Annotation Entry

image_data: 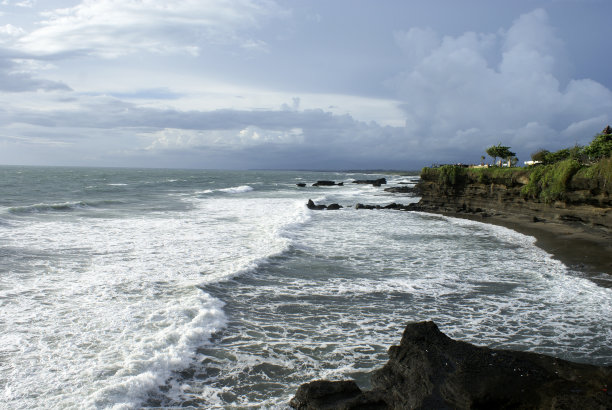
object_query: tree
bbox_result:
[583,127,612,160]
[486,144,515,166]
[531,149,550,163]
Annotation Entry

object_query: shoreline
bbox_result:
[423,208,612,285]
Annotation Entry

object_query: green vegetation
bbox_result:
[421,126,612,204]
[574,156,612,184]
[521,159,582,202]
[583,131,612,160]
[486,144,516,166]
[422,165,527,186]
[530,127,612,165]
[530,145,585,165]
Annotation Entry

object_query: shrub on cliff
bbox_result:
[530,149,550,163]
[583,129,612,161]
[574,156,612,186]
[421,165,468,185]
[521,159,582,203]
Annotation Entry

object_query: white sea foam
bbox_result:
[217,185,254,194]
[194,185,254,196]
[2,169,610,409]
[0,190,310,409]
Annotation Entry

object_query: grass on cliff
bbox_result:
[421,165,526,185]
[521,159,582,202]
[573,156,612,183]
[421,156,611,204]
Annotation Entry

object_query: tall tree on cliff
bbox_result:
[486,144,516,166]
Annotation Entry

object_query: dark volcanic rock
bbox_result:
[352,178,387,186]
[355,203,380,210]
[306,200,342,210]
[289,380,362,409]
[296,183,307,187]
[306,199,326,210]
[384,186,417,194]
[290,321,612,409]
[313,180,344,187]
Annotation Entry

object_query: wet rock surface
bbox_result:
[290,321,612,409]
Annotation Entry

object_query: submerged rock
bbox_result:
[290,321,612,409]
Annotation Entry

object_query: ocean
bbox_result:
[1,166,610,409]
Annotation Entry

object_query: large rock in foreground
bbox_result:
[290,321,611,409]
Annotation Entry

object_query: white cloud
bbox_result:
[0,24,25,40]
[389,8,612,161]
[16,0,286,57]
[0,0,36,7]
[145,125,304,151]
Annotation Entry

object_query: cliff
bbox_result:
[415,163,612,232]
[290,322,612,409]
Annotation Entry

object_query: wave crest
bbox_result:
[8,200,122,214]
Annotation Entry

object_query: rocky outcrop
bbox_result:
[290,321,612,409]
[384,185,418,194]
[416,171,612,232]
[313,181,344,187]
[306,199,343,210]
[355,202,417,211]
[352,178,387,187]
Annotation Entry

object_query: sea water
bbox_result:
[0,166,610,409]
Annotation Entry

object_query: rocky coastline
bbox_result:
[303,171,612,275]
[291,173,612,408]
[290,322,612,409]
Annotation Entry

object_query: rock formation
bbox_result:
[383,185,418,194]
[416,170,612,232]
[290,321,612,409]
[306,199,343,210]
[313,181,344,187]
[352,178,387,186]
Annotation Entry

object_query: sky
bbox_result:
[0,0,611,170]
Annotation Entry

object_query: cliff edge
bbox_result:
[415,164,612,232]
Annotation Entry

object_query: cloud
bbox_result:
[388,8,612,162]
[0,55,71,92]
[0,91,413,169]
[0,24,26,41]
[1,6,611,170]
[15,0,286,58]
